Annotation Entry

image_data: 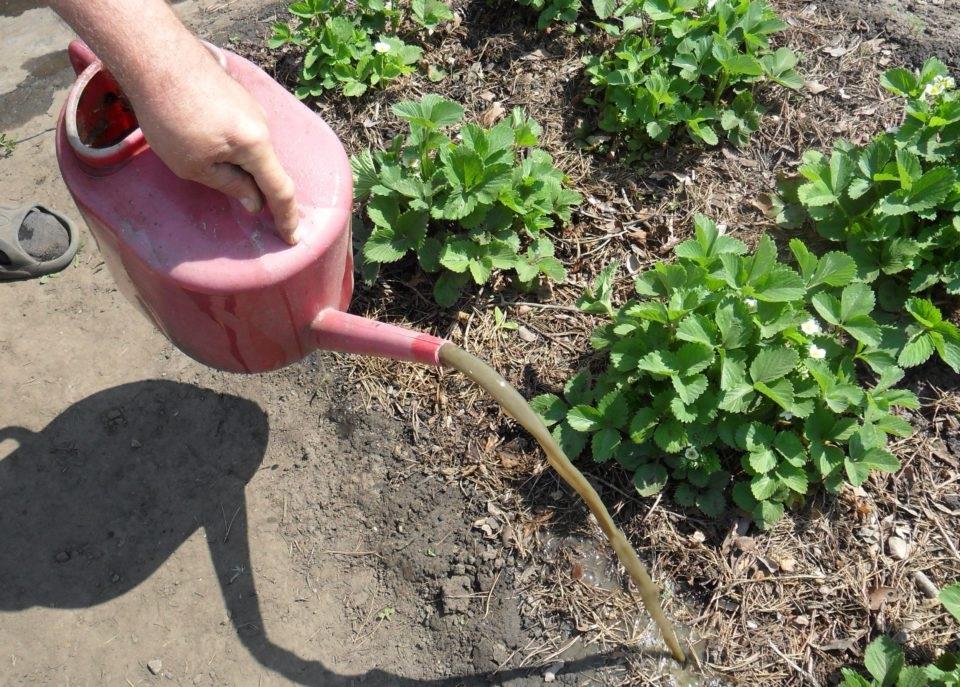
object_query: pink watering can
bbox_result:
[56,40,445,373]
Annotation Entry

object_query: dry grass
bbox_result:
[242,1,960,683]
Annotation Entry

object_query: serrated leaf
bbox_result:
[750,347,800,383]
[940,583,960,623]
[748,448,777,474]
[865,636,904,687]
[654,419,687,453]
[634,463,669,497]
[843,314,882,347]
[750,473,778,500]
[775,461,808,494]
[568,405,603,432]
[530,394,568,426]
[637,350,677,376]
[810,252,858,287]
[677,314,717,347]
[591,428,621,462]
[552,421,587,459]
[898,333,935,368]
[629,408,660,443]
[755,377,795,410]
[840,282,876,320]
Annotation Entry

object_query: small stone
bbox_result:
[912,570,939,598]
[887,536,909,560]
[794,615,810,626]
[147,659,163,675]
[55,551,70,563]
[778,556,797,573]
[130,439,142,449]
[543,661,563,682]
[518,326,537,343]
[193,675,203,685]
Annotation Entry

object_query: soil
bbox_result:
[819,0,960,70]
[4,0,960,686]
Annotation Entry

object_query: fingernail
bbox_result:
[288,228,301,245]
[240,197,258,213]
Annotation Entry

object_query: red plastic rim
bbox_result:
[64,42,228,170]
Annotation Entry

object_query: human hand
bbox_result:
[126,44,300,243]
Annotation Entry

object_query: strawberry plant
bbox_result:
[351,95,582,306]
[780,59,960,307]
[269,0,437,97]
[840,585,960,686]
[516,0,582,30]
[583,0,802,149]
[896,298,960,372]
[532,216,917,528]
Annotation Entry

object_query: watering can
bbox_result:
[56,40,445,373]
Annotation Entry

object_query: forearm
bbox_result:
[48,0,216,104]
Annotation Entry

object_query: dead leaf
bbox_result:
[481,102,506,127]
[518,326,537,343]
[823,45,849,57]
[479,90,496,101]
[867,585,895,610]
[805,80,829,95]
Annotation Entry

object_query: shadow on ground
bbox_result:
[0,380,627,685]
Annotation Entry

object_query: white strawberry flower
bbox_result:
[808,344,826,360]
[706,0,718,9]
[716,222,728,236]
[684,446,700,461]
[800,318,822,335]
[374,40,392,53]
[780,411,794,421]
[923,74,956,100]
[745,298,758,311]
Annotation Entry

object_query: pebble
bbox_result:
[912,570,940,598]
[517,326,537,343]
[543,661,563,682]
[887,536,910,560]
[147,659,163,675]
[55,551,70,563]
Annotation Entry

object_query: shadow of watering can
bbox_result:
[56,39,445,373]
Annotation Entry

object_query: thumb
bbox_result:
[198,162,264,215]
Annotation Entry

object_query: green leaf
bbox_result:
[896,666,928,687]
[634,462,669,497]
[433,270,468,307]
[392,94,464,129]
[810,252,858,288]
[591,428,621,462]
[843,315,882,347]
[865,636,904,687]
[754,377,795,410]
[592,0,616,18]
[530,393,568,426]
[748,448,777,474]
[898,333,935,368]
[672,374,709,405]
[939,583,960,623]
[677,314,717,347]
[568,405,603,432]
[637,350,677,376]
[629,408,660,443]
[750,347,800,383]
[840,282,876,320]
[905,297,943,328]
[880,67,918,97]
[553,421,587,459]
[754,499,784,528]
[811,291,842,326]
[654,419,688,453]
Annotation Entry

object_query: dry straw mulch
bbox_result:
[246,0,960,683]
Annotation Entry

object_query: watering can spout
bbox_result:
[311,309,445,366]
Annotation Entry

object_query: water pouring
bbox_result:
[55,39,685,663]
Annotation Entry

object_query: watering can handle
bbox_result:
[68,40,98,75]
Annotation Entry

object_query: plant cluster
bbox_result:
[269,0,451,97]
[532,216,918,527]
[351,94,582,306]
[516,0,582,30]
[781,59,960,307]
[583,0,802,149]
[840,583,960,686]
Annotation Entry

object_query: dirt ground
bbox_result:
[3,0,960,686]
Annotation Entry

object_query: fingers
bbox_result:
[200,163,264,214]
[238,141,300,245]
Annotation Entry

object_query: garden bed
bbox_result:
[239,0,960,683]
